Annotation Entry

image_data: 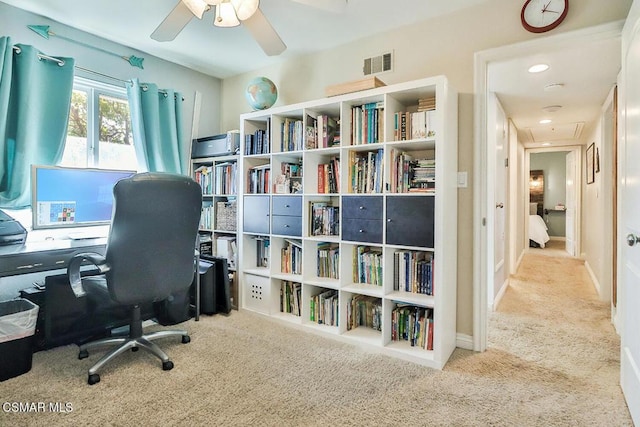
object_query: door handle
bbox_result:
[496,203,504,209]
[627,234,640,247]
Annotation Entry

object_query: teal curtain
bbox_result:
[0,37,75,208]
[127,78,185,174]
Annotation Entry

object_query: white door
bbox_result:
[620,6,640,423]
[492,95,507,307]
[565,151,576,256]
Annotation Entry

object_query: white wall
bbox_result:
[0,2,224,157]
[582,86,617,301]
[220,0,632,336]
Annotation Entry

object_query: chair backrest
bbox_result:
[104,172,202,305]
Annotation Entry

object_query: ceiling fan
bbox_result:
[151,0,347,56]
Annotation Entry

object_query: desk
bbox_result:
[0,237,107,278]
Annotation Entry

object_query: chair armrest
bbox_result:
[67,252,110,298]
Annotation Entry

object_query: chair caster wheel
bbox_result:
[88,374,100,385]
[78,350,89,360]
[162,360,174,371]
[131,347,139,352]
[181,335,191,344]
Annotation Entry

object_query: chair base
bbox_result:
[78,305,190,385]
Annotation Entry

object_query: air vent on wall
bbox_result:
[363,51,393,76]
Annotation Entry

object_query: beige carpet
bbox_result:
[0,253,632,426]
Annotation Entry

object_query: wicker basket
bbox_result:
[215,200,237,231]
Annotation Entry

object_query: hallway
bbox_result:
[486,252,632,424]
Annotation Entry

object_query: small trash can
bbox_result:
[0,298,39,381]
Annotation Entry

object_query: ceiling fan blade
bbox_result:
[290,0,347,13]
[151,1,195,42]
[242,8,287,56]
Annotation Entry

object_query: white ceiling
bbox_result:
[1,0,624,148]
[488,35,621,148]
[0,0,491,79]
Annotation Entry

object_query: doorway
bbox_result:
[473,22,622,351]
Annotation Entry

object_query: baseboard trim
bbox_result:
[493,277,509,311]
[456,333,474,350]
[584,259,602,297]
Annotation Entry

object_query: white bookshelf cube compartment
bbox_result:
[340,242,384,296]
[383,300,435,356]
[303,239,340,284]
[279,280,302,318]
[304,150,341,195]
[272,154,303,195]
[271,236,303,279]
[243,234,270,275]
[243,273,271,314]
[305,285,339,331]
[386,144,436,194]
[341,291,383,346]
[345,147,385,194]
[243,119,270,156]
[306,196,340,238]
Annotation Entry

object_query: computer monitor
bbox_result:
[31,165,136,230]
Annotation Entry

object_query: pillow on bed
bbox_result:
[529,203,538,215]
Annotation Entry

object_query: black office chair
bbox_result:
[66,172,202,385]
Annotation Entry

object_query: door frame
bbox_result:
[473,21,624,352]
[525,146,582,255]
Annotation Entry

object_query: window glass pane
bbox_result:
[98,94,137,170]
[60,89,88,168]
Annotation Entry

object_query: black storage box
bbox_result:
[0,299,39,381]
[198,256,231,315]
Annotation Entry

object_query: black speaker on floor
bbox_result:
[197,256,231,315]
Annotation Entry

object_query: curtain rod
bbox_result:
[11,46,183,100]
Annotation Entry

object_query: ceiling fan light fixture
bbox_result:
[231,0,260,21]
[214,2,241,27]
[182,0,209,19]
[204,0,223,4]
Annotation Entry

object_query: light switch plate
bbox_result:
[457,171,468,188]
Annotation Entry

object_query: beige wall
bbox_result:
[221,0,632,336]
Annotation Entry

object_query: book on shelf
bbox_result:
[410,158,436,193]
[390,305,434,350]
[254,236,270,268]
[281,239,302,275]
[394,109,436,141]
[310,289,338,326]
[244,128,270,155]
[316,242,339,279]
[247,164,270,194]
[194,165,213,194]
[280,118,305,152]
[351,101,384,145]
[214,162,237,195]
[353,246,383,286]
[280,281,302,316]
[393,251,434,295]
[200,201,213,229]
[316,157,340,194]
[309,202,340,236]
[348,149,384,193]
[347,295,382,331]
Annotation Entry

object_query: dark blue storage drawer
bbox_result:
[272,215,302,237]
[342,196,383,220]
[272,195,302,216]
[342,218,383,244]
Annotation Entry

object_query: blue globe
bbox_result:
[245,77,278,110]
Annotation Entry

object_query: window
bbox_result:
[59,77,137,171]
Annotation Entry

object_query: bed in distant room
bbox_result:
[529,203,550,248]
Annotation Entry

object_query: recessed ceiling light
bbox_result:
[528,64,549,73]
[542,105,563,113]
[544,83,564,91]
[542,142,552,146]
[539,119,552,124]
